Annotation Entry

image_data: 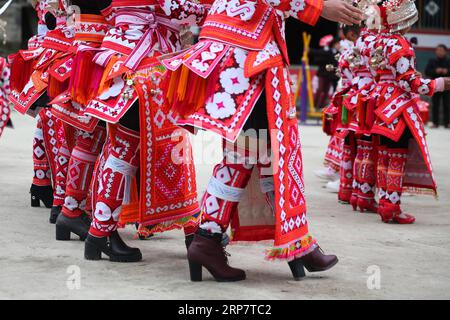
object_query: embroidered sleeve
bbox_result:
[268,0,323,26]
[388,38,436,96]
[158,0,208,25]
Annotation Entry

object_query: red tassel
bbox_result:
[69,50,104,105]
[47,77,69,99]
[366,98,375,129]
[9,55,35,92]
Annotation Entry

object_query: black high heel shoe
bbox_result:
[55,213,91,241]
[84,231,142,262]
[30,185,54,208]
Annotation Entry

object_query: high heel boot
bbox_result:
[84,231,142,262]
[30,184,54,208]
[288,247,338,280]
[187,233,246,282]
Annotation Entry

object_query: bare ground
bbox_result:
[0,113,449,300]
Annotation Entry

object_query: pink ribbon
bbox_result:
[115,9,179,71]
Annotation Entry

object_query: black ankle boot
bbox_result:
[30,184,54,208]
[55,213,91,241]
[84,231,142,262]
[49,206,61,224]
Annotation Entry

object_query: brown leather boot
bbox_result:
[288,247,338,280]
[187,234,246,282]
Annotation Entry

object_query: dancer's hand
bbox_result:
[180,28,194,49]
[321,0,364,25]
[444,78,450,91]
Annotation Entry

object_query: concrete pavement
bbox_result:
[0,112,449,299]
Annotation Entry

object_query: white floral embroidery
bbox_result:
[36,170,46,179]
[288,0,306,16]
[387,39,398,47]
[418,84,430,95]
[220,67,250,95]
[94,202,121,222]
[396,57,410,74]
[64,196,79,211]
[206,92,236,119]
[233,48,247,69]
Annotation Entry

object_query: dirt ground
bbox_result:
[0,113,449,300]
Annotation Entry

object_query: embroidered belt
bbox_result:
[95,9,180,70]
[73,14,110,44]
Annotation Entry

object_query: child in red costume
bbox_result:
[368,0,450,224]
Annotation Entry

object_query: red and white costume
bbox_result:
[368,0,448,223]
[163,0,323,260]
[10,2,110,217]
[323,39,357,203]
[80,0,209,237]
[346,29,379,212]
[8,0,70,209]
[372,34,438,201]
[50,13,110,219]
[322,135,344,174]
[0,57,11,138]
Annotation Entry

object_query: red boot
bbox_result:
[376,146,389,212]
[350,141,363,210]
[89,125,140,238]
[356,139,378,213]
[377,202,396,223]
[378,203,415,224]
[377,148,412,223]
[393,212,416,224]
[338,143,355,203]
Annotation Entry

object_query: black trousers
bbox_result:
[432,91,450,126]
[120,93,268,135]
[380,130,412,148]
[243,91,268,132]
[119,101,140,131]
